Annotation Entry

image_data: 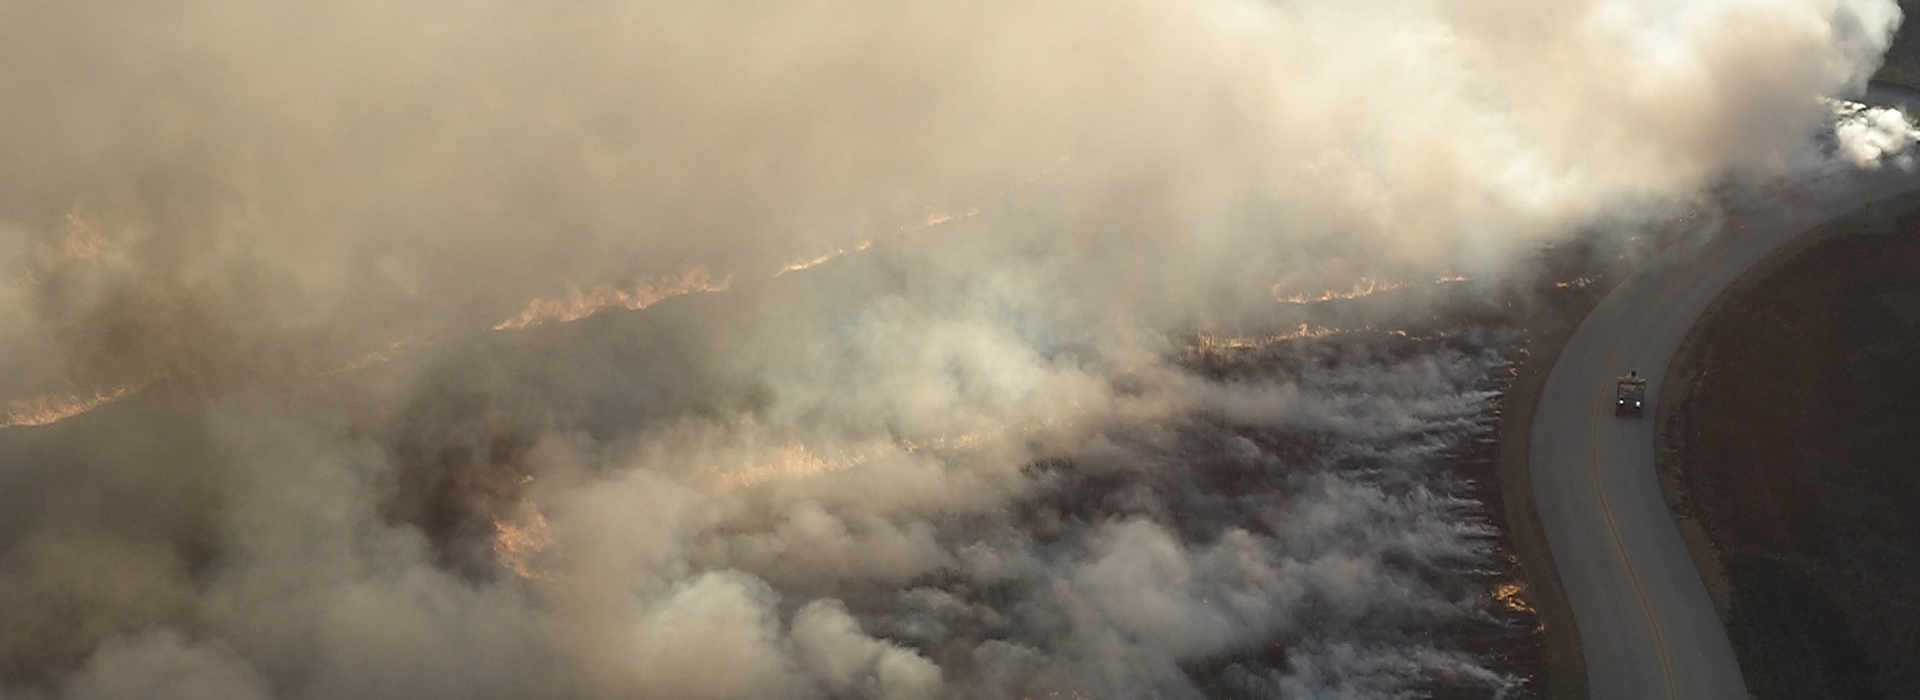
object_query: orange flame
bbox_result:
[493,497,558,581]
[2,385,138,429]
[777,240,873,277]
[38,203,111,270]
[1493,581,1536,615]
[1189,325,1417,359]
[923,207,979,227]
[1275,277,1408,304]
[1272,275,1470,305]
[774,208,978,277]
[706,413,1069,491]
[14,202,119,290]
[493,267,731,331]
[318,340,413,377]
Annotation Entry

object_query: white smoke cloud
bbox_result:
[0,0,1906,697]
[1832,98,1920,169]
[791,599,943,700]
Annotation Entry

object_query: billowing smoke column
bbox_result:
[0,0,1902,698]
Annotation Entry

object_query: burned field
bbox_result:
[369,307,1553,697]
[1668,209,1920,699]
[0,191,1710,698]
[1167,328,1544,698]
[0,289,1550,699]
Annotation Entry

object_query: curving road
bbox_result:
[1531,84,1920,700]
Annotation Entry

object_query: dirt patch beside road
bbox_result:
[1662,201,1920,700]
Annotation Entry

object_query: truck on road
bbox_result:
[1616,370,1648,418]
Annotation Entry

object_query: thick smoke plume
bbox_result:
[1831,98,1920,168]
[0,0,1903,698]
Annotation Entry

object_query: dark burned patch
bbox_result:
[376,362,549,582]
[364,301,777,583]
[1676,207,1920,699]
[1188,332,1539,699]
[860,329,1543,698]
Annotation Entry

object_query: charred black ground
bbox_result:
[1666,205,1920,699]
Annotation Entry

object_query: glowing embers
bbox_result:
[1272,274,1470,305]
[492,266,731,331]
[1492,581,1536,615]
[1,384,139,429]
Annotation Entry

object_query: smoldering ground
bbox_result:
[0,0,1909,698]
[1,298,1534,699]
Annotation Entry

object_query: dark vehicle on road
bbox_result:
[1616,370,1647,418]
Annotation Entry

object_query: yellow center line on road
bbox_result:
[1584,262,1698,700]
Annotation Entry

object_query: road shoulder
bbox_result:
[1498,289,1602,700]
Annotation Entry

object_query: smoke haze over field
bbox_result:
[0,0,1906,697]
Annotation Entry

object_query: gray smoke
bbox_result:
[0,0,1904,698]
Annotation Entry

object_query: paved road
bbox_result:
[1531,84,1920,700]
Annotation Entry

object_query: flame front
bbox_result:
[1275,277,1409,304]
[2,385,139,429]
[1,207,143,430]
[1196,325,1361,350]
[493,266,731,331]
[1187,325,1427,361]
[774,208,978,277]
[1273,274,1470,305]
[777,240,873,276]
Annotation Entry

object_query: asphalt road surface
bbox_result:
[1531,84,1920,700]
